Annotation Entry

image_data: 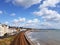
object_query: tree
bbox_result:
[4,33,8,37]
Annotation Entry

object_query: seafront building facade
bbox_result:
[0,24,9,36]
[0,24,5,36]
[0,23,33,37]
[0,24,18,37]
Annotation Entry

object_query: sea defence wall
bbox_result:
[24,31,35,45]
[24,30,40,45]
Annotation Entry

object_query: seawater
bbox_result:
[27,30,60,45]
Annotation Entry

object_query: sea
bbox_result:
[27,30,60,45]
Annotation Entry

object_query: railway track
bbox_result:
[10,31,31,45]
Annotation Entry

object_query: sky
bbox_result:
[0,0,60,29]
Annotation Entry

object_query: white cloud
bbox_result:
[33,18,40,24]
[11,18,40,28]
[10,13,16,16]
[33,0,60,29]
[23,18,40,28]
[39,22,54,29]
[5,0,60,29]
[33,8,60,22]
[12,18,26,26]
[19,18,26,22]
[29,0,60,23]
[24,20,53,29]
[10,17,55,28]
[40,0,60,8]
[8,18,55,28]
[0,10,3,14]
[13,17,26,24]
[27,18,40,24]
[4,21,9,24]
[13,19,19,23]
[5,0,41,8]
[41,22,52,26]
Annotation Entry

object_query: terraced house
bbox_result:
[0,24,9,37]
[0,24,18,37]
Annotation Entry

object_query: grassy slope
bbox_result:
[0,36,15,45]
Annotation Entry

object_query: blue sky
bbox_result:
[0,0,60,29]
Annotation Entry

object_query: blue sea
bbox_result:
[27,30,60,45]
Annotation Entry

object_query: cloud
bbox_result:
[19,18,25,22]
[13,17,26,24]
[0,10,3,14]
[33,8,60,22]
[7,17,54,28]
[10,13,16,16]
[13,19,19,24]
[23,18,40,28]
[24,19,53,29]
[27,18,40,24]
[5,0,41,8]
[33,0,60,29]
[39,0,60,8]
[12,18,41,28]
[11,17,26,26]
[39,22,54,29]
[4,21,9,24]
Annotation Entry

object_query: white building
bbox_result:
[8,27,17,35]
[0,24,9,36]
[0,24,20,37]
[0,24,4,36]
[20,29,26,31]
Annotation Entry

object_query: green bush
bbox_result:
[4,33,9,38]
